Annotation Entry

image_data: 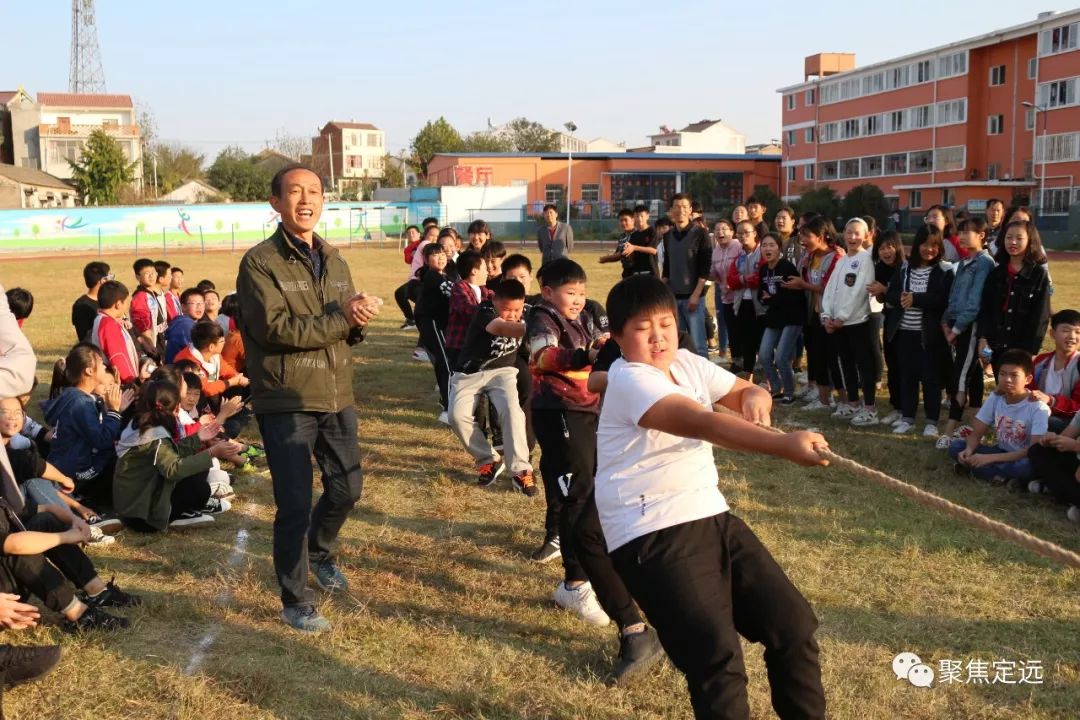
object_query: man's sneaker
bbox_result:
[935,435,952,450]
[922,423,939,438]
[795,371,809,385]
[476,461,505,488]
[803,398,829,411]
[850,408,879,426]
[831,403,856,419]
[437,411,449,425]
[62,606,130,634]
[512,470,539,497]
[168,511,214,528]
[611,626,664,686]
[880,409,902,426]
[1027,480,1044,494]
[313,560,348,593]
[85,577,142,609]
[780,396,797,406]
[400,320,416,329]
[281,605,331,633]
[204,498,232,515]
[412,348,430,362]
[892,420,914,434]
[0,644,62,688]
[86,514,122,534]
[87,525,116,546]
[552,581,610,627]
[531,536,561,563]
[1067,505,1080,523]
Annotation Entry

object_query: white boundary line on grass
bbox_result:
[183,527,249,676]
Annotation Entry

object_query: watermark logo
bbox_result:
[892,652,1044,687]
[892,652,934,687]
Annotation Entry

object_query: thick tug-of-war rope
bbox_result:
[764,423,1080,569]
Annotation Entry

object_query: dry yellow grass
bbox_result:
[1,243,1077,719]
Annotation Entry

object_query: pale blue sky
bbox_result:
[0,1,1054,162]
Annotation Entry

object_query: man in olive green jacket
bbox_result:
[236,164,381,633]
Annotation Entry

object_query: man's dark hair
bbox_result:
[271,163,321,198]
[606,275,678,335]
[542,203,558,214]
[196,279,216,293]
[746,195,763,206]
[632,204,649,215]
[668,192,691,208]
[1051,309,1080,329]
[202,288,220,302]
[493,278,526,301]
[986,198,1005,211]
[501,253,532,275]
[617,208,634,219]
[82,261,111,289]
[997,349,1034,377]
[691,201,703,214]
[467,219,491,236]
[456,250,485,279]
[97,280,129,309]
[171,266,184,275]
[5,288,33,320]
[132,258,155,275]
[153,260,171,279]
[538,257,586,289]
[480,240,506,260]
[180,288,204,307]
[421,216,440,228]
[191,319,225,349]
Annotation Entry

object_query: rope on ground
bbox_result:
[768,424,1080,569]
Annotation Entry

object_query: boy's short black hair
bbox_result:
[746,195,762,206]
[133,258,155,275]
[632,204,649,215]
[421,216,440,228]
[191,320,225,350]
[501,253,531,275]
[5,288,33,320]
[182,371,203,392]
[171,266,184,275]
[82,261,111,289]
[617,208,634,219]
[606,275,677,335]
[668,192,691,208]
[180,288,204,306]
[196,279,216,293]
[1050,309,1080,329]
[958,217,988,234]
[271,163,321,198]
[171,359,199,376]
[422,242,446,260]
[997,349,1034,376]
[542,203,558,214]
[493,278,526,301]
[456,250,485,279]
[405,224,420,234]
[467,219,491,236]
[97,280,129,309]
[656,217,673,229]
[538,257,586,289]
[480,240,506,260]
[154,260,171,279]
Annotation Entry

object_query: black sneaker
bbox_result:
[530,535,561,563]
[86,514,123,534]
[610,626,664,686]
[780,395,796,406]
[400,320,416,329]
[84,577,142,609]
[62,606,130,634]
[0,644,62,688]
[952,462,969,477]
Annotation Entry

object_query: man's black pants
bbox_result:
[258,408,364,608]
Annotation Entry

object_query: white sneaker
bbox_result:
[1067,505,1080,523]
[1027,480,1043,494]
[850,408,879,426]
[87,525,116,546]
[552,581,610,627]
[935,435,951,450]
[795,371,808,385]
[892,420,914,434]
[412,349,430,362]
[796,386,816,401]
[922,423,939,438]
[803,398,828,411]
[880,410,902,426]
[832,403,856,419]
[437,411,449,425]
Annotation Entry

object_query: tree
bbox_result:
[462,131,514,153]
[68,129,138,205]
[409,117,464,179]
[687,172,718,210]
[153,143,205,194]
[381,154,405,188]
[841,183,889,228]
[797,186,841,222]
[206,147,271,202]
[505,117,560,152]
[270,129,308,161]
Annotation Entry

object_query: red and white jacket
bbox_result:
[130,288,168,342]
[90,312,139,384]
[1030,351,1080,420]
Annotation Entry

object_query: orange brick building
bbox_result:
[778,10,1080,227]
[426,152,780,211]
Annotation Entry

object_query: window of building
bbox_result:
[581,183,600,203]
[934,146,965,172]
[350,133,358,147]
[804,165,815,180]
[938,51,967,78]
[805,127,815,143]
[786,94,795,110]
[545,184,564,204]
[990,65,1006,86]
[1024,159,1034,179]
[909,150,933,173]
[819,123,838,143]
[102,119,118,129]
[1036,132,1080,163]
[860,155,883,176]
[910,190,923,208]
[819,161,838,180]
[839,159,860,179]
[1039,77,1079,108]
[786,166,796,182]
[368,134,380,147]
[1026,108,1036,130]
[48,139,83,165]
[1028,58,1038,79]
[889,110,904,133]
[863,114,880,136]
[987,163,1000,180]
[916,59,933,83]
[942,189,955,206]
[805,88,816,105]
[842,118,860,139]
[987,115,1005,135]
[1042,187,1074,214]
[1041,22,1079,56]
[911,105,932,129]
[936,98,967,125]
[787,130,796,146]
[884,153,908,175]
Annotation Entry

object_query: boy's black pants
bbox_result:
[611,513,825,720]
[23,513,97,590]
[0,551,75,616]
[1027,444,1080,506]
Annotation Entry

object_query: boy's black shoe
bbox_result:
[62,606,130,634]
[610,626,663,686]
[530,535,561,563]
[476,462,505,488]
[84,577,142,609]
[0,644,62,688]
[952,462,969,477]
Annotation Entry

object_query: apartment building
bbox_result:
[778,9,1080,226]
[311,121,385,193]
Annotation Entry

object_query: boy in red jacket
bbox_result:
[1029,309,1080,433]
[89,281,139,386]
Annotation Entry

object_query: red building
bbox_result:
[778,10,1080,227]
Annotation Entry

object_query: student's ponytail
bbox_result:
[134,380,181,435]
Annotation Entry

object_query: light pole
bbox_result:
[1022,101,1047,214]
[564,121,577,219]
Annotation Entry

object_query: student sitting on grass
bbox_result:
[1027,412,1080,523]
[1028,309,1080,434]
[949,349,1049,489]
[596,274,827,719]
[113,380,241,531]
[164,288,206,364]
[179,372,259,481]
[172,320,249,414]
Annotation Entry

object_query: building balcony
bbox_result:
[38,123,141,138]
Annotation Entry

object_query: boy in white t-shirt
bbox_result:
[596,274,828,719]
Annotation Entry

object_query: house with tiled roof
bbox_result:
[0,164,75,209]
[646,118,747,155]
[310,120,386,192]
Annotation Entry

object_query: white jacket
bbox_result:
[821,249,874,326]
[0,283,34,513]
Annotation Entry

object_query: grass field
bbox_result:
[1,244,1077,720]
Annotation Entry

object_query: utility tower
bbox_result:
[69,0,107,93]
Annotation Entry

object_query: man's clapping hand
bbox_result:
[346,293,383,328]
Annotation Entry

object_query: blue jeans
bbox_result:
[713,287,729,354]
[947,439,1033,481]
[677,297,709,359]
[760,326,802,397]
